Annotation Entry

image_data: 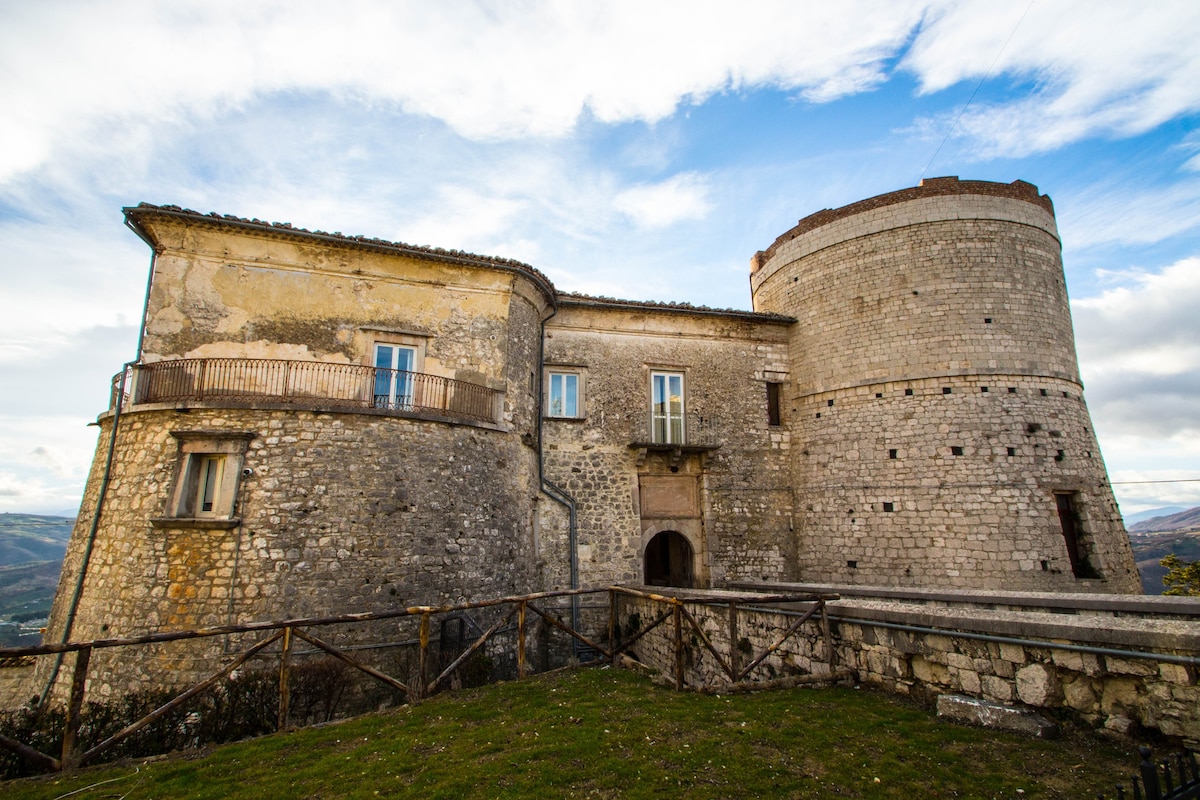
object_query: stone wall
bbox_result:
[749,179,1139,593]
[618,586,1200,744]
[541,301,795,589]
[40,404,543,700]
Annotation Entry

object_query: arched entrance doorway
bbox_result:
[643,531,694,588]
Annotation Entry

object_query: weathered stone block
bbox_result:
[1100,677,1141,715]
[1062,677,1098,713]
[982,674,1014,703]
[937,694,1058,738]
[1016,663,1062,707]
[1104,657,1158,677]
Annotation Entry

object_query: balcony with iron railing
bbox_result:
[629,412,721,467]
[110,358,502,425]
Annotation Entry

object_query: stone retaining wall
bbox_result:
[618,587,1200,744]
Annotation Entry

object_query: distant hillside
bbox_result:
[0,559,62,623]
[1128,530,1200,594]
[0,513,73,567]
[1129,506,1200,534]
[1123,506,1186,526]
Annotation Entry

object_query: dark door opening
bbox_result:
[1056,492,1098,578]
[644,531,694,588]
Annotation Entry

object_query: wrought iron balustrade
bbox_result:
[114,358,500,423]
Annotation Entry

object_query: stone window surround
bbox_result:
[360,326,429,370]
[150,430,256,530]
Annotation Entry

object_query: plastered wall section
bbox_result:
[619,593,1200,743]
[540,304,795,589]
[139,217,530,399]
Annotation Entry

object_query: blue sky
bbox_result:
[1,0,1198,518]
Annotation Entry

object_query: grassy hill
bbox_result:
[2,668,1142,799]
[0,514,72,568]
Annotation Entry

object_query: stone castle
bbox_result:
[43,177,1142,695]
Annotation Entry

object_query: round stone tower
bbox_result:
[750,177,1140,593]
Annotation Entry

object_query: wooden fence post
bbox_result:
[417,612,430,701]
[278,626,293,730]
[517,601,527,679]
[61,646,92,769]
[819,601,834,669]
[728,602,740,678]
[672,601,684,691]
[608,590,618,665]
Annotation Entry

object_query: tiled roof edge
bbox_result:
[123,203,557,300]
[556,292,795,323]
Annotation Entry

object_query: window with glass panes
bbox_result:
[373,343,416,409]
[651,371,685,443]
[547,371,579,417]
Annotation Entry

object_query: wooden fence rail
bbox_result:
[0,587,837,774]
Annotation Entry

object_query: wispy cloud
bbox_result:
[614,173,712,229]
[904,1,1200,157]
[1057,180,1200,251]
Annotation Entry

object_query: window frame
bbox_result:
[363,330,427,412]
[650,370,686,444]
[544,367,585,419]
[153,430,256,528]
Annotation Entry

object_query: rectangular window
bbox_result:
[547,371,580,418]
[651,371,685,444]
[766,382,782,426]
[152,430,255,529]
[373,343,416,410]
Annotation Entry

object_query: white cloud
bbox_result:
[1074,258,1200,439]
[904,0,1200,157]
[0,416,99,515]
[0,222,147,355]
[0,0,930,181]
[614,173,712,229]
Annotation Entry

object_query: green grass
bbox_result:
[4,667,1142,799]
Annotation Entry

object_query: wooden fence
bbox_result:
[0,587,836,774]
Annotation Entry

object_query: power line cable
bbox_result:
[920,0,1037,181]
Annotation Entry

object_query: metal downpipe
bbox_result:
[534,299,582,638]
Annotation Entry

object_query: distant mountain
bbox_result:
[1123,506,1187,527]
[1128,529,1200,594]
[0,514,72,623]
[1129,506,1200,534]
[0,513,74,567]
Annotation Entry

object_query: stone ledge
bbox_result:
[936,694,1059,738]
[824,600,1200,654]
[149,517,241,530]
[732,581,1200,619]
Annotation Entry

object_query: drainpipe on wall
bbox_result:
[535,299,581,639]
[39,229,158,705]
[38,359,136,707]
